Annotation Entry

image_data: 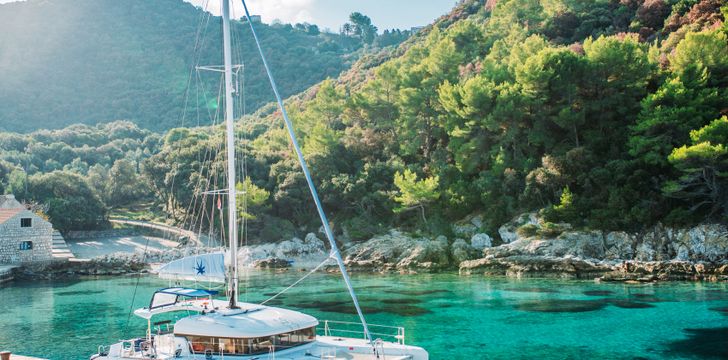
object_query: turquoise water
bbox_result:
[1,273,727,359]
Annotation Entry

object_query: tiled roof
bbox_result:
[0,208,24,225]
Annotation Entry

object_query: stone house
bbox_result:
[0,194,53,264]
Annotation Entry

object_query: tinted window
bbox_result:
[185,327,316,355]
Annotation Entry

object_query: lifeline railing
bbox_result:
[322,320,406,345]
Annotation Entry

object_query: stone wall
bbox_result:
[0,210,53,264]
[65,228,141,240]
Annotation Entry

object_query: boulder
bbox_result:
[498,213,539,244]
[452,214,485,239]
[452,223,477,239]
[470,233,492,250]
[451,238,477,264]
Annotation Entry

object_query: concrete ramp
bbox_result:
[51,230,76,261]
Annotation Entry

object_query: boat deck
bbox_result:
[8,355,48,360]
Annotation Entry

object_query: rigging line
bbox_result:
[239,0,374,344]
[179,0,212,128]
[238,67,249,301]
[175,5,216,231]
[123,234,153,337]
[259,257,332,306]
[183,74,225,235]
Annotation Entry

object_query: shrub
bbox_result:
[538,222,565,238]
[517,224,539,238]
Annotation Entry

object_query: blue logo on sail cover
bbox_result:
[195,260,206,275]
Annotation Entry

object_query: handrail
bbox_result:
[322,320,406,345]
[323,320,404,330]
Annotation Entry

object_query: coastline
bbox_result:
[4,212,726,283]
[5,255,726,284]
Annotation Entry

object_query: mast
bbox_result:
[221,0,239,309]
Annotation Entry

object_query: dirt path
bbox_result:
[66,235,179,259]
[109,218,213,246]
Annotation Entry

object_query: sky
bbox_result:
[187,0,457,32]
[0,0,458,33]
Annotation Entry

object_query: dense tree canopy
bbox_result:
[1,0,726,240]
[222,0,727,238]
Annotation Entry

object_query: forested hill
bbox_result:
[0,0,726,240]
[0,0,367,132]
[190,0,724,240]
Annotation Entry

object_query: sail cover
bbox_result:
[157,252,226,283]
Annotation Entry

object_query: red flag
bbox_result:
[217,195,222,210]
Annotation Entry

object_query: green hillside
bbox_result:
[0,0,364,132]
[0,0,726,240]
[202,0,725,239]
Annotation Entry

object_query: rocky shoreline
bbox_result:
[4,213,727,282]
[457,213,728,281]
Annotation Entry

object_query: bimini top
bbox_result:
[149,287,218,309]
[134,287,220,319]
[173,300,318,338]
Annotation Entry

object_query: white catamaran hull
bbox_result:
[91,335,428,360]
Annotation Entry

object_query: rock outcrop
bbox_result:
[460,255,613,279]
[13,211,726,282]
[343,231,454,273]
[237,233,327,268]
[461,213,728,281]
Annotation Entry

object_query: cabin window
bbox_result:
[185,327,316,355]
[187,336,215,354]
[19,241,33,250]
[273,327,317,350]
[20,218,32,227]
[187,336,247,355]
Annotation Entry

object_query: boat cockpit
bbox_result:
[99,287,320,359]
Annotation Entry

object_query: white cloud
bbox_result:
[185,0,318,24]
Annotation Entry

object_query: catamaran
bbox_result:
[90,1,428,359]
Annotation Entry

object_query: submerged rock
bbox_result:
[583,290,613,296]
[251,257,291,269]
[609,300,655,309]
[664,327,728,359]
[516,299,608,313]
